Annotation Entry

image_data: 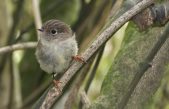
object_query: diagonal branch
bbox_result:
[35,0,154,109]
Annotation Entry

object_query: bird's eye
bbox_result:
[51,29,57,35]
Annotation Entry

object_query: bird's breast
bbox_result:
[36,37,77,74]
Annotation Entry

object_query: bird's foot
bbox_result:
[72,55,87,63]
[53,79,62,93]
[52,72,62,93]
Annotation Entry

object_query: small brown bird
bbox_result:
[36,19,83,87]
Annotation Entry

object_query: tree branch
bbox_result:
[34,0,154,109]
[15,0,69,42]
[0,0,25,75]
[78,45,105,109]
[80,91,91,109]
[64,61,92,109]
[0,42,37,54]
[32,0,42,40]
[118,18,169,109]
[7,54,14,109]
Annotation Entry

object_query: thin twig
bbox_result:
[85,45,105,93]
[8,0,25,44]
[1,0,25,108]
[7,55,14,109]
[15,24,33,43]
[0,42,37,54]
[118,18,169,109]
[78,45,105,109]
[64,61,92,109]
[64,54,96,109]
[36,0,154,109]
[32,0,42,40]
[80,91,91,109]
[15,0,67,42]
[0,0,25,75]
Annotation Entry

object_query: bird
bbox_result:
[35,19,84,89]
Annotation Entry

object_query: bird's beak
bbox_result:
[37,28,44,32]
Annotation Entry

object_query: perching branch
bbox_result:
[35,0,154,109]
[0,42,37,54]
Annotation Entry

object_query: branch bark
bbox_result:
[32,0,154,109]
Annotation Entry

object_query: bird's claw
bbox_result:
[53,79,62,93]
